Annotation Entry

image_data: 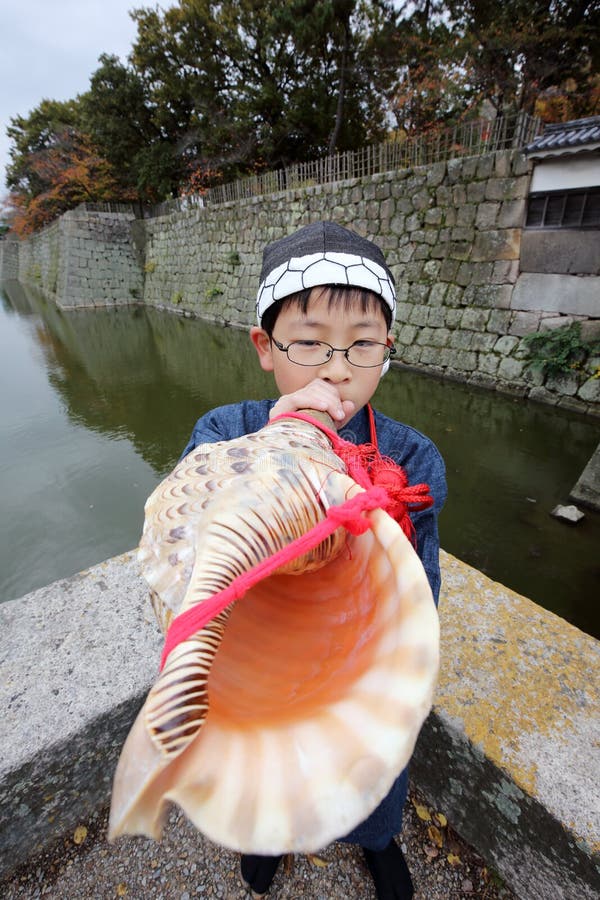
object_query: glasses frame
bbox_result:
[271,337,396,368]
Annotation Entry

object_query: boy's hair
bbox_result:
[256,221,396,328]
[260,285,393,338]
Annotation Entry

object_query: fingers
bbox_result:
[269,379,354,423]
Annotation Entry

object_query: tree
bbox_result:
[6,129,124,236]
[6,99,83,199]
[129,0,396,187]
[389,1,477,133]
[79,54,168,200]
[446,0,600,116]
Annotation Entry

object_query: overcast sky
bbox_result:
[0,0,156,196]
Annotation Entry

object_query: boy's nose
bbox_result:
[317,349,352,381]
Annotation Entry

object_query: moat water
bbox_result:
[2,281,599,638]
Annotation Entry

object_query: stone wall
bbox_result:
[10,208,143,308]
[2,148,599,415]
[0,236,19,280]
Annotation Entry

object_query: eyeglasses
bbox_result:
[272,337,396,368]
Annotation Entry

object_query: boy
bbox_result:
[181,221,447,899]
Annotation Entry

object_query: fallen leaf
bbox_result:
[423,844,439,858]
[73,825,87,845]
[116,884,128,897]
[414,803,431,822]
[307,854,329,868]
[433,812,447,828]
[447,852,461,866]
[427,825,443,847]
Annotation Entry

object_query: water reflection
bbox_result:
[1,281,599,638]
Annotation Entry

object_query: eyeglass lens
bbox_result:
[286,341,390,367]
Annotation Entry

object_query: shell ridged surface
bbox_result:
[109,416,439,854]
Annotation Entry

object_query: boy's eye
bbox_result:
[352,340,377,349]
[294,340,322,348]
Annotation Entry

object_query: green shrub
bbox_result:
[521,322,600,378]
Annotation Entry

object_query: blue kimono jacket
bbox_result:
[181,400,447,850]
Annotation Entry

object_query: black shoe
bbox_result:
[363,839,414,900]
[240,853,283,898]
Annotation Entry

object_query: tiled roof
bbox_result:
[526,116,600,156]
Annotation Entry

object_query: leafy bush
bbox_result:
[522,322,600,377]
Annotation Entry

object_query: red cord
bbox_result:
[159,406,433,669]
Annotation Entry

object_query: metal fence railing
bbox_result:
[81,112,542,220]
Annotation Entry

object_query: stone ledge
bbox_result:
[413,551,600,899]
[0,551,598,898]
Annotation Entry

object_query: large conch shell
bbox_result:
[109,412,439,854]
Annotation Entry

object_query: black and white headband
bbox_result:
[256,221,396,326]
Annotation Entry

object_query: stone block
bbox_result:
[477,353,500,375]
[423,259,441,278]
[494,334,519,355]
[445,308,462,328]
[527,385,559,405]
[546,370,580,397]
[494,151,512,177]
[402,343,422,364]
[397,324,417,345]
[491,259,519,284]
[379,197,395,220]
[395,301,412,323]
[375,182,391,200]
[428,283,449,306]
[463,283,513,309]
[427,307,447,327]
[452,184,468,206]
[509,310,541,336]
[444,207,457,226]
[454,349,478,371]
[424,207,443,226]
[471,262,495,285]
[447,158,463,183]
[512,151,531,176]
[498,356,525,380]
[437,259,458,284]
[416,326,434,345]
[405,260,425,280]
[445,285,464,308]
[511,273,600,317]
[487,309,513,334]
[409,304,430,326]
[427,326,449,347]
[405,213,423,232]
[412,189,432,211]
[462,308,491,331]
[449,242,472,261]
[498,199,526,229]
[419,345,441,365]
[436,185,452,205]
[426,161,447,186]
[466,181,486,204]
[472,229,520,262]
[476,155,494,179]
[450,329,473,350]
[462,157,479,180]
[456,263,473,286]
[475,202,500,229]
[456,204,477,226]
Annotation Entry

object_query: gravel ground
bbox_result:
[2,786,516,899]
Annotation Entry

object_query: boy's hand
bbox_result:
[269,379,355,425]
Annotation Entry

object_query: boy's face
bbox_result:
[250,290,392,427]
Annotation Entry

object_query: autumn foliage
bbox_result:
[6,130,134,237]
